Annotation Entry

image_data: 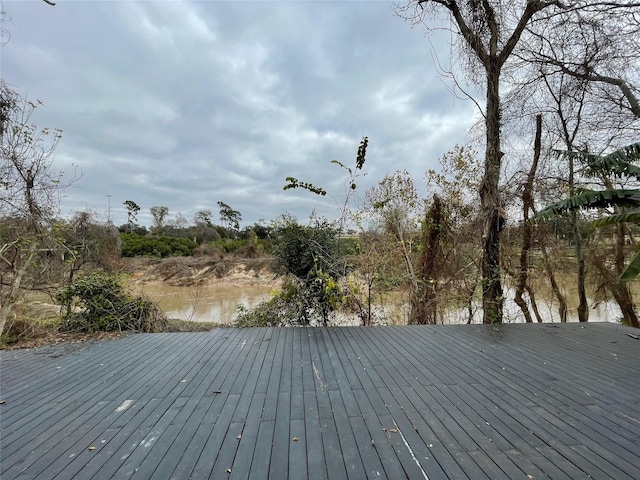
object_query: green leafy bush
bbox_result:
[272,218,341,279]
[120,233,196,257]
[234,273,345,327]
[55,272,167,332]
[235,218,347,326]
[234,278,309,327]
[234,300,286,328]
[213,238,247,253]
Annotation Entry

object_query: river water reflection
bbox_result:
[139,283,275,324]
[138,283,623,325]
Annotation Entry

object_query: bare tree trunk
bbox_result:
[569,150,589,322]
[591,248,639,329]
[610,286,639,328]
[514,115,542,323]
[505,263,545,323]
[612,224,639,327]
[480,63,504,324]
[609,281,639,328]
[525,285,544,323]
[466,284,475,324]
[539,238,568,322]
[587,216,639,328]
[0,242,38,335]
[574,223,589,322]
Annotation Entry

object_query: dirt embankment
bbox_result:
[120,255,280,287]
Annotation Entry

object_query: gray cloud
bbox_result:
[2,0,474,228]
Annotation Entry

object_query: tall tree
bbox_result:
[513,115,544,323]
[398,0,562,323]
[366,170,421,309]
[0,83,74,334]
[150,205,169,235]
[169,212,188,230]
[425,145,483,323]
[192,209,220,243]
[194,209,213,226]
[217,201,242,235]
[508,3,640,321]
[123,200,140,234]
[411,193,443,325]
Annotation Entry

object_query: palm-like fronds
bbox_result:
[593,209,640,228]
[555,142,640,180]
[536,189,640,219]
[620,252,640,282]
[540,142,640,281]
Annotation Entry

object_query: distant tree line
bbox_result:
[117,201,272,257]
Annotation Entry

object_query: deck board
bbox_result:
[2,322,639,479]
[268,391,291,479]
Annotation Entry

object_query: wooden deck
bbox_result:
[1,323,639,479]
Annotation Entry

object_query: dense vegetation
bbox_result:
[120,233,197,258]
[2,2,640,345]
[55,272,167,333]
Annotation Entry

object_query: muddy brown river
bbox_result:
[138,284,275,324]
[137,283,622,325]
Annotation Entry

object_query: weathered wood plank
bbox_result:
[229,393,266,479]
[268,391,291,479]
[327,390,366,478]
[188,393,241,479]
[303,390,327,480]
[248,420,275,479]
[1,323,639,480]
[288,418,307,480]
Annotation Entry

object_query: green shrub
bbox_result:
[213,238,248,253]
[273,219,341,279]
[120,233,196,257]
[234,301,284,328]
[234,274,345,327]
[235,219,347,326]
[55,272,168,332]
[339,236,360,256]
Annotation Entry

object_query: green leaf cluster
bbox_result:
[283,177,327,196]
[213,238,252,253]
[237,218,349,327]
[537,142,640,281]
[235,273,345,328]
[273,219,341,280]
[55,272,167,333]
[555,143,640,181]
[120,233,196,257]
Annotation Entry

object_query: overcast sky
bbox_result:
[2,0,476,229]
